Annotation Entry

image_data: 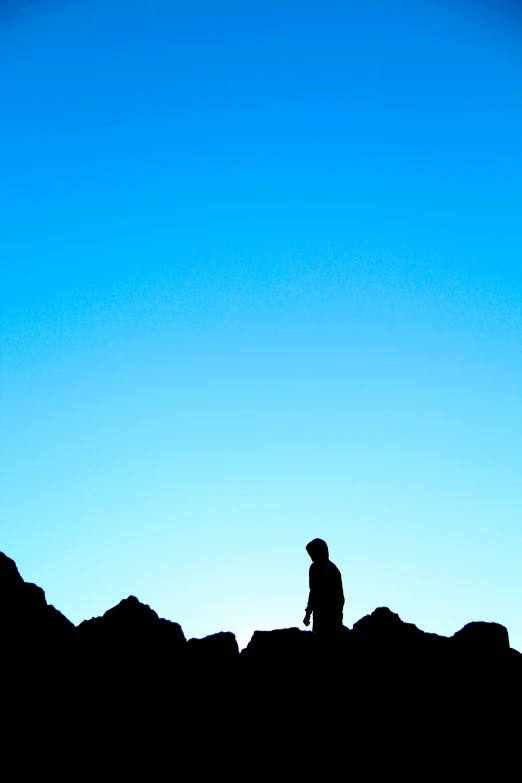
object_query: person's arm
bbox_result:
[303,564,315,626]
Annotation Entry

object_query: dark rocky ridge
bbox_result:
[2,550,520,774]
[1,551,74,645]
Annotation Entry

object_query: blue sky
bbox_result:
[1,0,521,650]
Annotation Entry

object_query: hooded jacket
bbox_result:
[305,539,344,625]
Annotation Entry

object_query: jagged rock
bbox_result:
[451,621,510,654]
[351,606,446,651]
[77,595,186,653]
[241,627,316,661]
[1,549,522,774]
[0,551,74,647]
[188,631,239,661]
[0,551,25,589]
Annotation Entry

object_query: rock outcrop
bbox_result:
[0,551,74,650]
[451,620,510,653]
[187,631,239,661]
[1,550,520,774]
[77,595,186,649]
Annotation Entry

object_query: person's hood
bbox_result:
[306,538,329,562]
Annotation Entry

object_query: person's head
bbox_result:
[306,538,329,562]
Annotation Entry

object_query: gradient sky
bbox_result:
[1,0,521,651]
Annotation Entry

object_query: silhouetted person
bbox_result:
[303,538,344,637]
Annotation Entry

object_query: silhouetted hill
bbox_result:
[78,595,186,650]
[0,551,74,649]
[1,551,520,774]
[188,630,239,660]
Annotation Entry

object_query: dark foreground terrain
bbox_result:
[2,551,520,776]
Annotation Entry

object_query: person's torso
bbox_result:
[311,560,344,609]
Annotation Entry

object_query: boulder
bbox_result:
[0,551,74,647]
[241,626,315,662]
[351,606,446,652]
[77,595,186,652]
[76,595,186,665]
[451,621,510,654]
[188,631,239,661]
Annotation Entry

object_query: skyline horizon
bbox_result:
[3,542,520,653]
[3,546,520,653]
